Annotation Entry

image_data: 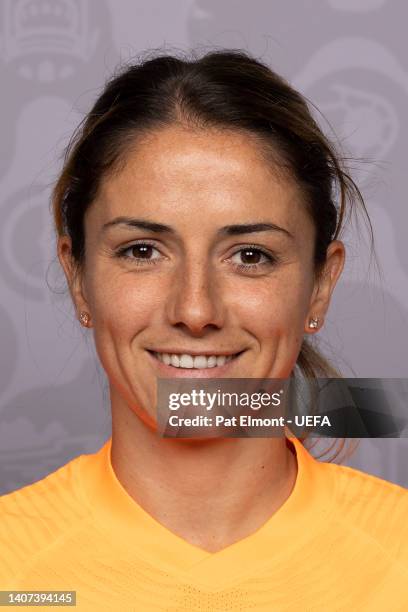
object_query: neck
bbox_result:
[110,396,298,553]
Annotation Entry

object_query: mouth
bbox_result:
[146,349,245,377]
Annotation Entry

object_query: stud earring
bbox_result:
[79,311,91,327]
[308,316,319,329]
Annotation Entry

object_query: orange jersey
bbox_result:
[1,436,407,610]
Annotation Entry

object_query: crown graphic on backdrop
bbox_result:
[1,0,100,79]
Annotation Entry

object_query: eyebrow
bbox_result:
[101,217,294,239]
[102,217,174,234]
[220,222,294,239]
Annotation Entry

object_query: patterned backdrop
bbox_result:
[0,0,407,494]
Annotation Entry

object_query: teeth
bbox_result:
[193,355,207,368]
[154,352,236,369]
[179,354,194,368]
[170,354,180,367]
[207,356,217,368]
[163,353,171,365]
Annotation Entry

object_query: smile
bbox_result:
[148,350,243,370]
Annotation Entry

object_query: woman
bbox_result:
[1,49,407,611]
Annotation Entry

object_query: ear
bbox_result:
[57,236,92,327]
[305,240,345,334]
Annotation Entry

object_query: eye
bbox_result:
[229,246,277,272]
[116,242,162,265]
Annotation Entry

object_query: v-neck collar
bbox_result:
[78,435,336,588]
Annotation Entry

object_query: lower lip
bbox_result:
[146,351,244,378]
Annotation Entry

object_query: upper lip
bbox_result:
[147,349,244,357]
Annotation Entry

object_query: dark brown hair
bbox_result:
[52,49,373,459]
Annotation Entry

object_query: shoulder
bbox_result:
[0,452,90,587]
[321,459,408,569]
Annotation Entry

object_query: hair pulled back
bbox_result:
[52,48,372,392]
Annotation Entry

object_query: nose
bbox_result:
[165,259,225,336]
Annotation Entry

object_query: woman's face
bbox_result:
[59,126,344,428]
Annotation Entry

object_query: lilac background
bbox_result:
[0,0,407,494]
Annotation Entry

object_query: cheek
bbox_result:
[85,268,162,342]
[227,267,313,338]
[230,271,311,378]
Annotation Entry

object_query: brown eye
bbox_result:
[131,244,154,259]
[117,242,162,264]
[240,249,262,264]
[229,246,276,272]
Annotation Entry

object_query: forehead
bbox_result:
[90,125,309,231]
